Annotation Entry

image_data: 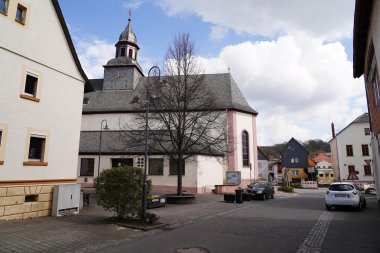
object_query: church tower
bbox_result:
[103,14,143,90]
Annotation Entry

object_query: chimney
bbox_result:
[331,123,335,138]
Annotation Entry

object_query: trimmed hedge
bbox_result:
[278,186,294,192]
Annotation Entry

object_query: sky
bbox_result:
[59,0,366,146]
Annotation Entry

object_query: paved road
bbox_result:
[0,189,379,253]
[93,189,380,253]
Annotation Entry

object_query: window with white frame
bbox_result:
[242,131,249,167]
[28,136,46,161]
[21,71,40,102]
[80,158,95,176]
[24,132,48,166]
[169,158,185,175]
[136,157,144,168]
[291,170,299,176]
[24,73,38,96]
[149,158,164,175]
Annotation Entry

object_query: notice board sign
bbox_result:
[226,171,241,185]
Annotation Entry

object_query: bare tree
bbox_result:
[126,33,228,196]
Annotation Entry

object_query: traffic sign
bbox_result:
[347,172,359,180]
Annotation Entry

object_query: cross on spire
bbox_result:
[129,8,132,22]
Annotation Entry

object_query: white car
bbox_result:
[325,182,366,211]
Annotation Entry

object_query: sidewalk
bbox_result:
[0,189,292,253]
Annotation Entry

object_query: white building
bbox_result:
[257,147,270,181]
[0,0,91,220]
[77,18,259,193]
[329,113,375,185]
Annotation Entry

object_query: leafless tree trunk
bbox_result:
[123,33,228,196]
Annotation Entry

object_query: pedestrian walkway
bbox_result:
[0,189,294,253]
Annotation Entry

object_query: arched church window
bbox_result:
[121,48,125,57]
[242,131,249,167]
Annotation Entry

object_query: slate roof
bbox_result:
[79,131,224,156]
[257,147,270,161]
[82,73,257,115]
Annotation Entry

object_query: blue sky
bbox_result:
[59,0,366,146]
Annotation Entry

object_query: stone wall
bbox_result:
[0,185,53,220]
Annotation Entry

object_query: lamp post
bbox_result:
[141,65,161,221]
[97,119,109,178]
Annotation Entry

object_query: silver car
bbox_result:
[325,182,366,211]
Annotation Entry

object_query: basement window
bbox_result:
[25,195,38,202]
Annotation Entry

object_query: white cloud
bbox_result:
[198,33,366,145]
[256,115,311,146]
[76,39,115,79]
[210,25,229,41]
[123,0,143,10]
[157,0,355,40]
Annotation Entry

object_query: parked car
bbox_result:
[246,181,274,200]
[325,182,366,211]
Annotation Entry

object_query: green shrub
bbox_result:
[95,166,144,220]
[290,183,302,189]
[278,186,294,192]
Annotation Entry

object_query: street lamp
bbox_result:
[141,65,161,221]
[97,119,109,178]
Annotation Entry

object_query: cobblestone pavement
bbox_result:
[0,189,294,253]
[296,211,333,253]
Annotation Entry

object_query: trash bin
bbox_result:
[235,189,244,204]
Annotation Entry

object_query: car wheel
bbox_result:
[262,194,266,200]
[326,204,332,211]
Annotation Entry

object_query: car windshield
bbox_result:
[251,183,266,188]
[329,184,354,191]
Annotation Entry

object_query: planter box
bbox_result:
[147,196,166,209]
[224,194,236,203]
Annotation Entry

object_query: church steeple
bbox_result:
[115,11,139,60]
[102,12,143,91]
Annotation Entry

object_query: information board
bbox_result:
[226,171,241,185]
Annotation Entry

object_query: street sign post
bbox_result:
[347,172,359,180]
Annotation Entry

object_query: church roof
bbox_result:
[79,130,224,156]
[119,18,137,45]
[83,73,258,115]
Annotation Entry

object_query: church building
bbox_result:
[77,17,259,193]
